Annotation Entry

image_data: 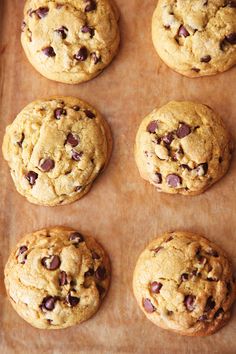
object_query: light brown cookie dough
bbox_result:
[2,96,112,206]
[21,0,120,84]
[134,101,233,195]
[133,231,236,336]
[4,226,110,329]
[152,0,236,77]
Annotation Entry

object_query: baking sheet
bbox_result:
[0,0,236,353]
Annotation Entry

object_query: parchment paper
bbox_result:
[0,1,236,353]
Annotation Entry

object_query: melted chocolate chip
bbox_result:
[17,133,25,147]
[74,47,88,61]
[85,268,94,277]
[41,296,57,311]
[153,246,163,254]
[66,133,79,147]
[178,25,190,37]
[162,132,174,145]
[59,271,68,286]
[85,0,97,12]
[184,295,196,311]
[166,236,173,242]
[55,26,68,39]
[200,55,211,63]
[54,108,67,119]
[207,249,219,257]
[226,33,236,44]
[181,273,188,282]
[166,174,182,188]
[150,281,162,294]
[40,158,55,172]
[66,293,80,307]
[42,46,56,57]
[176,123,191,138]
[35,7,49,18]
[84,110,95,119]
[147,121,158,133]
[72,151,83,161]
[143,298,155,313]
[214,307,224,319]
[181,164,191,171]
[226,0,236,7]
[95,266,107,281]
[26,171,38,185]
[69,232,84,244]
[154,172,162,184]
[205,297,216,312]
[81,25,95,38]
[91,52,101,64]
[41,255,61,270]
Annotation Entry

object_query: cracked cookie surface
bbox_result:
[152,0,236,77]
[4,226,110,329]
[133,231,236,336]
[2,96,112,206]
[134,101,233,195]
[21,0,120,84]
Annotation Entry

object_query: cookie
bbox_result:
[133,231,236,336]
[21,0,120,84]
[2,96,112,206]
[152,0,236,77]
[134,101,233,195]
[4,226,110,329]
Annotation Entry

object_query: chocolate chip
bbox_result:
[197,163,208,176]
[181,273,188,281]
[66,133,79,147]
[152,246,163,254]
[41,296,56,311]
[59,271,68,286]
[55,26,68,39]
[207,249,219,257]
[92,251,100,260]
[205,297,216,312]
[41,255,61,270]
[21,21,26,32]
[147,121,158,133]
[85,0,97,12]
[54,108,67,119]
[181,164,191,171]
[162,132,174,145]
[66,293,80,307]
[73,105,80,111]
[184,295,196,311]
[150,281,162,294]
[166,174,182,188]
[74,47,88,61]
[69,232,84,244]
[225,32,236,44]
[42,46,56,57]
[226,0,236,7]
[26,171,38,185]
[75,185,83,192]
[220,39,227,51]
[96,284,105,297]
[166,236,173,242]
[72,151,83,161]
[81,25,95,38]
[214,307,224,319]
[154,172,162,184]
[95,266,106,281]
[200,55,211,63]
[85,268,94,277]
[143,298,155,313]
[192,67,200,73]
[40,158,55,172]
[219,156,223,163]
[17,133,25,147]
[35,7,49,18]
[84,110,95,119]
[178,25,190,37]
[199,314,207,321]
[19,246,28,254]
[91,52,101,64]
[176,123,191,138]
[227,282,232,294]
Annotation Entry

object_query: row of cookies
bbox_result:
[4,227,236,336]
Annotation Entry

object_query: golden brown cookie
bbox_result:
[134,101,233,195]
[2,96,112,206]
[21,0,120,84]
[133,231,236,336]
[152,0,236,77]
[4,226,110,329]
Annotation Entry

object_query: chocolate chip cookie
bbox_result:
[152,0,236,77]
[133,231,236,336]
[4,226,110,329]
[2,96,112,206]
[135,101,233,195]
[21,0,120,84]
